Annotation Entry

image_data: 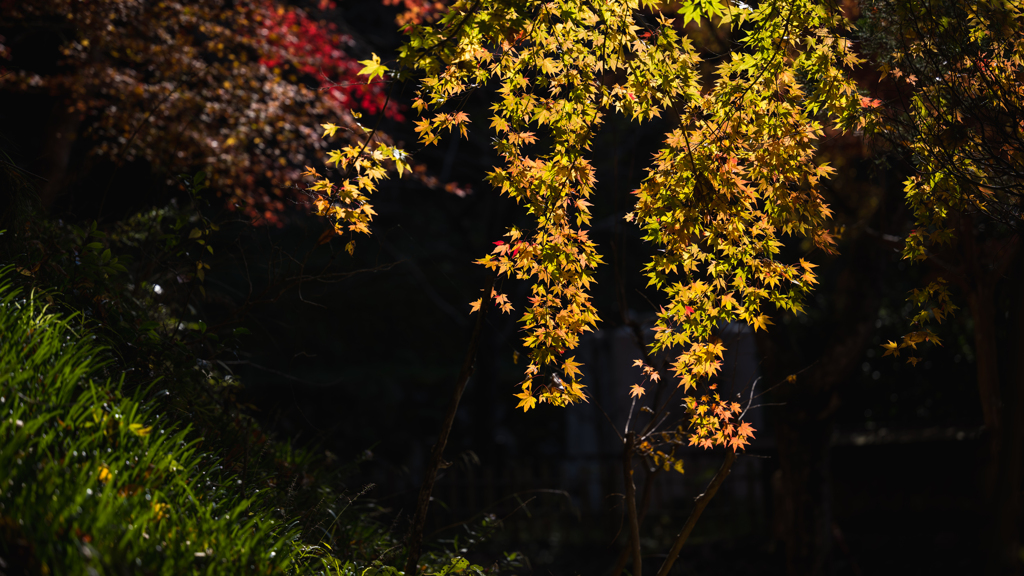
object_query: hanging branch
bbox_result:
[404,275,495,575]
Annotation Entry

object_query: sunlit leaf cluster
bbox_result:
[862,0,1024,257]
[859,0,1023,361]
[388,0,863,450]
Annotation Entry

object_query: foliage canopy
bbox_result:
[327,0,870,452]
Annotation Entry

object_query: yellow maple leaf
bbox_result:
[629,384,646,398]
[356,53,389,83]
[562,356,583,379]
[515,391,537,412]
[881,340,901,357]
[750,314,773,332]
[321,123,340,138]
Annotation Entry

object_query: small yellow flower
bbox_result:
[153,502,170,521]
[98,465,112,484]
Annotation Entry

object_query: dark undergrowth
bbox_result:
[0,167,500,574]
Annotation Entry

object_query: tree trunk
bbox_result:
[956,228,1021,576]
[968,282,1001,438]
[776,406,835,576]
[37,100,83,211]
[772,253,881,576]
[984,251,1024,575]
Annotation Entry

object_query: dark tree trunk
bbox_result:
[37,99,83,211]
[771,248,881,576]
[984,249,1024,575]
[776,405,835,576]
[953,226,1021,576]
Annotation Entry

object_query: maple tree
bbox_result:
[0,0,402,225]
[864,0,1022,360]
[859,0,1024,571]
[390,0,865,452]
[321,0,878,572]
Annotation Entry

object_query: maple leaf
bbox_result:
[515,392,538,412]
[750,314,772,332]
[357,53,389,83]
[881,340,901,357]
[321,123,340,138]
[562,356,583,379]
[859,96,882,108]
[629,384,646,398]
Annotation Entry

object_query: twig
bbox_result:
[404,275,495,575]
[428,489,573,537]
[739,376,761,420]
[622,432,642,576]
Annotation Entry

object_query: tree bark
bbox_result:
[612,468,660,576]
[955,227,1021,575]
[37,100,83,211]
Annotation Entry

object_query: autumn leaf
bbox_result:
[562,356,583,379]
[515,391,537,412]
[629,384,646,398]
[750,314,773,332]
[321,123,340,138]
[881,340,901,357]
[152,502,170,521]
[357,53,389,83]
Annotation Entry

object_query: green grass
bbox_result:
[0,271,298,574]
[0,265,492,575]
